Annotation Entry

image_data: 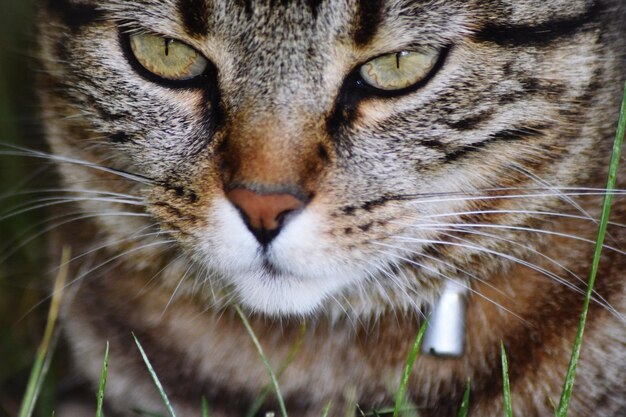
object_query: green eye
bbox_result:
[129,33,208,81]
[359,49,439,91]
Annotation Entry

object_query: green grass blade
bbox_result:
[246,323,306,417]
[17,247,70,417]
[457,379,471,417]
[556,82,626,417]
[392,319,429,417]
[321,402,332,417]
[501,342,512,417]
[235,305,288,417]
[202,396,211,417]
[96,342,110,417]
[133,333,177,417]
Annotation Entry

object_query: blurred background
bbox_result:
[0,0,61,415]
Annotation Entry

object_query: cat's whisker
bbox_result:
[136,252,188,297]
[0,144,156,185]
[431,230,622,320]
[13,238,177,326]
[362,260,420,317]
[403,190,626,206]
[328,293,360,329]
[161,263,195,318]
[372,259,429,320]
[379,235,623,321]
[400,221,626,257]
[405,249,509,299]
[0,211,154,265]
[361,259,410,316]
[381,261,429,317]
[417,209,626,228]
[0,196,147,221]
[510,164,594,221]
[54,225,165,272]
[375,246,528,324]
[0,187,144,202]
[391,233,576,287]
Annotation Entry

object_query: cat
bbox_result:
[34,0,626,416]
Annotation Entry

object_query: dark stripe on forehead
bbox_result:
[474,1,602,46]
[353,0,384,46]
[178,0,210,36]
[305,0,324,19]
[233,0,323,18]
[233,0,253,15]
[43,0,104,32]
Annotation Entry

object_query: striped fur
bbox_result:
[38,0,625,416]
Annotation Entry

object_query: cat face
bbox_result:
[39,0,622,317]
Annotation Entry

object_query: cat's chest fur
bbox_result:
[38,0,626,416]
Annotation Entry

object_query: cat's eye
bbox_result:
[129,33,208,81]
[359,48,440,92]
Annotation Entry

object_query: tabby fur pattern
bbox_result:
[37,0,626,416]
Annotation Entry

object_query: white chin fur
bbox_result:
[231,271,335,316]
[199,199,367,317]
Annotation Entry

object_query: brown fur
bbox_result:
[36,0,626,416]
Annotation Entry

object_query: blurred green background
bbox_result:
[0,0,59,415]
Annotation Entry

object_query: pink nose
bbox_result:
[226,188,305,246]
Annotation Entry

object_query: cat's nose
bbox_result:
[226,188,305,247]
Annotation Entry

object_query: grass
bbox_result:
[16,248,69,417]
[457,380,471,417]
[201,397,211,417]
[392,318,429,417]
[96,342,110,417]
[555,82,626,417]
[500,343,512,417]
[133,334,178,417]
[235,305,289,417]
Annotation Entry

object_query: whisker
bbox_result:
[375,245,528,324]
[511,164,593,220]
[419,209,626,229]
[0,143,156,185]
[13,239,177,326]
[138,253,189,296]
[405,190,626,206]
[363,259,424,317]
[53,225,165,272]
[0,196,147,221]
[0,187,144,202]
[161,264,195,317]
[401,221,626,257]
[406,249,509,299]
[0,211,153,265]
[433,230,621,320]
[379,235,623,321]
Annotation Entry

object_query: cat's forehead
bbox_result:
[63,0,598,46]
[103,0,424,40]
[94,0,472,58]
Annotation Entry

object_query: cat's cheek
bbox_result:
[268,211,364,281]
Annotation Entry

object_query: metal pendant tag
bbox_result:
[422,281,466,358]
